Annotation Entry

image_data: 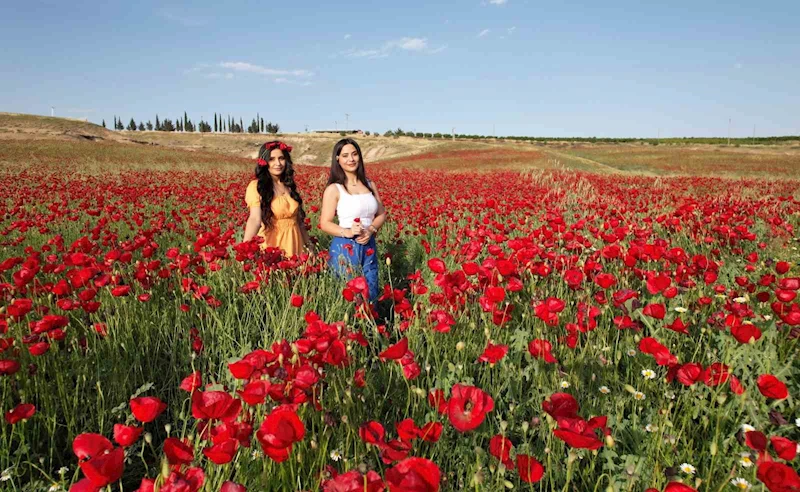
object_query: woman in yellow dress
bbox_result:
[243,141,312,257]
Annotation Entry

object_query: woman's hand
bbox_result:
[350,222,364,237]
[355,229,372,245]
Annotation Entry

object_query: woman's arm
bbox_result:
[243,206,263,242]
[357,183,388,244]
[298,215,313,249]
[318,184,359,238]
[369,183,387,231]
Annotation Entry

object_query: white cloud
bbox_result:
[396,37,427,51]
[478,29,490,37]
[507,26,516,34]
[205,72,234,80]
[735,63,743,69]
[340,37,443,58]
[344,34,351,39]
[489,0,508,4]
[219,62,313,78]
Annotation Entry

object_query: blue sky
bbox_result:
[1,0,798,137]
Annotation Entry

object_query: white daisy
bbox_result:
[674,306,688,313]
[634,391,646,401]
[627,349,637,356]
[763,315,772,320]
[642,369,656,380]
[741,423,756,433]
[739,452,754,468]
[48,485,63,492]
[599,386,610,394]
[560,381,570,389]
[330,450,342,462]
[645,424,658,432]
[733,296,748,303]
[730,478,751,490]
[795,417,800,428]
[680,463,696,475]
[0,468,11,482]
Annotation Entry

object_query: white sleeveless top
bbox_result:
[335,183,378,228]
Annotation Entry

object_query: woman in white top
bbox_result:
[318,138,387,303]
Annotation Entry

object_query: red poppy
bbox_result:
[477,342,508,364]
[528,339,558,363]
[447,384,494,432]
[427,258,446,274]
[202,438,238,464]
[180,371,202,392]
[642,303,666,320]
[255,406,305,462]
[666,318,690,335]
[757,461,800,492]
[112,424,143,447]
[290,294,304,308]
[757,374,789,399]
[0,359,21,376]
[385,457,441,492]
[220,481,247,492]
[731,323,762,344]
[664,483,698,492]
[770,436,798,461]
[675,363,702,386]
[418,422,443,442]
[237,380,270,406]
[594,272,617,289]
[163,437,194,465]
[542,393,579,419]
[380,338,409,361]
[130,396,167,423]
[72,433,125,488]
[516,454,544,483]
[4,403,35,424]
[428,389,447,415]
[359,421,386,445]
[553,416,609,450]
[322,470,385,492]
[489,435,514,468]
[160,466,205,492]
[191,390,242,422]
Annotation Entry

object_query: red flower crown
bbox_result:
[257,142,293,166]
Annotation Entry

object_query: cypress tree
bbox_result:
[240,118,243,133]
[214,114,217,133]
[260,117,264,133]
[155,115,160,131]
[102,119,106,128]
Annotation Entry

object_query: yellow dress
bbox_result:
[245,180,304,257]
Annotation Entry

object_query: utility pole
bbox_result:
[51,107,54,117]
[345,113,350,130]
[451,127,455,141]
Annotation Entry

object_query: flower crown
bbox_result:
[257,142,293,166]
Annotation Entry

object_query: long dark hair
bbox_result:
[328,138,374,194]
[255,141,306,230]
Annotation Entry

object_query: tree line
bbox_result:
[103,113,279,134]
[381,128,799,145]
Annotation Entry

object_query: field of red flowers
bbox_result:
[1,141,799,492]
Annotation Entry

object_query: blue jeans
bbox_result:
[328,236,379,302]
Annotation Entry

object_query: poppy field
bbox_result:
[1,139,799,492]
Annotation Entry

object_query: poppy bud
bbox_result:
[456,341,465,351]
[605,434,615,448]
